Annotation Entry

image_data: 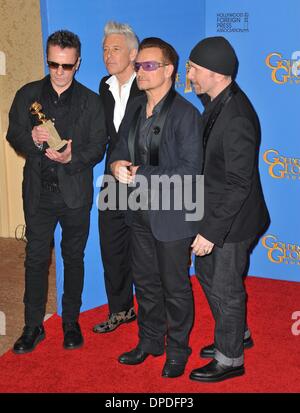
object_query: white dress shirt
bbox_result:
[106,72,136,132]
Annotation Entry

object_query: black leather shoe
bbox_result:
[162,359,187,378]
[190,359,245,383]
[13,325,45,354]
[119,347,162,365]
[200,336,254,358]
[63,322,83,350]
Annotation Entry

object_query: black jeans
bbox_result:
[131,211,194,361]
[195,237,255,365]
[24,188,91,327]
[98,208,133,314]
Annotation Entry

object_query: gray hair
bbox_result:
[103,21,139,50]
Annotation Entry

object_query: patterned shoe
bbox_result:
[93,307,136,333]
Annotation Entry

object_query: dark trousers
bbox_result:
[131,211,194,361]
[24,188,91,327]
[195,237,255,364]
[98,208,133,313]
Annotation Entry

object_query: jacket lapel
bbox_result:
[102,82,116,136]
[128,104,142,164]
[67,81,87,139]
[129,78,142,100]
[149,88,176,166]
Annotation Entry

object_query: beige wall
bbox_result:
[0,0,45,237]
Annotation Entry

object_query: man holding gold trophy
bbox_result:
[6,30,107,354]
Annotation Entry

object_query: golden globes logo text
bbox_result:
[263,149,300,180]
[265,51,300,84]
[262,235,300,266]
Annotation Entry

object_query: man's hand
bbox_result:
[129,165,139,177]
[191,234,214,256]
[32,125,50,145]
[45,139,72,164]
[110,160,134,184]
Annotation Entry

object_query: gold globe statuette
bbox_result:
[184,62,192,93]
[29,102,68,150]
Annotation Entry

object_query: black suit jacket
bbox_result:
[6,76,107,215]
[198,82,270,247]
[99,75,144,173]
[109,91,203,242]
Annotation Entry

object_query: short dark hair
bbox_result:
[139,37,179,83]
[46,30,81,57]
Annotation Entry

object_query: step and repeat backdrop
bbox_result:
[39,0,299,314]
[204,1,299,283]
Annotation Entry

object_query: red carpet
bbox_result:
[0,276,299,393]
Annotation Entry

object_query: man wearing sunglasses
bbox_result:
[93,22,144,335]
[7,30,107,354]
[109,37,203,378]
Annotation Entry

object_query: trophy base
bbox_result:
[42,120,68,151]
[52,140,68,151]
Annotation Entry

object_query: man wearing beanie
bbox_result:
[188,36,270,382]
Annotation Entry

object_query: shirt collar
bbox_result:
[46,75,74,102]
[106,72,136,90]
[143,88,171,119]
[204,81,234,116]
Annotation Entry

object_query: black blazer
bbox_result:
[6,76,107,215]
[109,91,203,242]
[198,83,270,247]
[99,75,144,173]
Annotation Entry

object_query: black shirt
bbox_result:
[40,77,74,183]
[201,81,236,173]
[202,81,233,129]
[135,93,168,166]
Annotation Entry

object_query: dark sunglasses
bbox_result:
[134,61,169,72]
[47,59,78,71]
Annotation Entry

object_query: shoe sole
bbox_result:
[162,370,185,379]
[162,374,184,378]
[119,352,163,365]
[118,358,147,365]
[190,367,245,383]
[92,315,137,334]
[12,332,46,355]
[200,341,254,359]
[63,340,84,350]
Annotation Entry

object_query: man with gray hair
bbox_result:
[93,22,144,334]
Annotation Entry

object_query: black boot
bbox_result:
[119,347,163,365]
[13,325,45,354]
[162,359,188,378]
[63,322,83,350]
[200,336,254,358]
[190,359,245,383]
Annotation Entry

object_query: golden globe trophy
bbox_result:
[29,102,68,150]
[184,62,192,93]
